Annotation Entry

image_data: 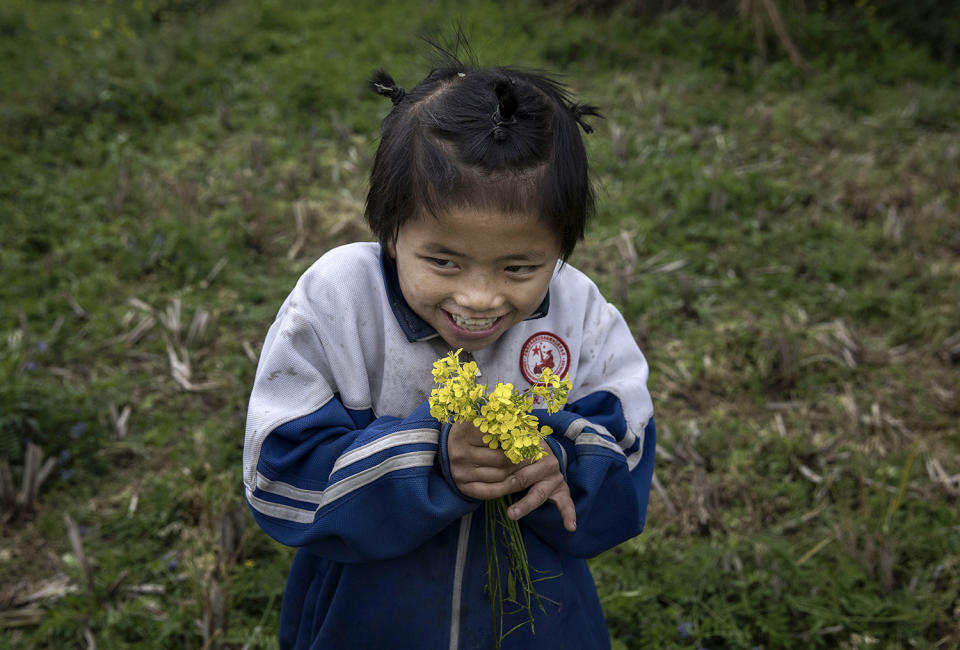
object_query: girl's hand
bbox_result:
[447,423,577,532]
[447,421,517,500]
[503,445,577,533]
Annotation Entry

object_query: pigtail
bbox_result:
[370,69,406,106]
[570,103,602,134]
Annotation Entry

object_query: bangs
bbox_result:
[413,136,549,220]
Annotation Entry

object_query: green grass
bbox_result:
[2,1,958,648]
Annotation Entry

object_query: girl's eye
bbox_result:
[427,257,457,269]
[506,265,537,275]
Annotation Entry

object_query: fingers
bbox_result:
[454,465,513,485]
[447,424,578,531]
[449,442,514,473]
[505,457,578,532]
[449,422,496,448]
[550,486,578,532]
[448,422,519,500]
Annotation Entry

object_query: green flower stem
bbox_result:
[485,495,547,649]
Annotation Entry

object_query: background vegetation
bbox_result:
[1,0,958,647]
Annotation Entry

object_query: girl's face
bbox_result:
[389,208,561,352]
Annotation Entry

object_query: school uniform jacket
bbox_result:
[243,242,656,650]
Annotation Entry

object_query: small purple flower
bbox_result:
[678,621,693,640]
[71,422,86,439]
[162,551,178,571]
[152,234,165,247]
[37,341,48,353]
[60,469,75,481]
[78,524,88,537]
[24,361,37,372]
[59,449,71,464]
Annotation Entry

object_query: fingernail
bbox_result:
[508,508,518,519]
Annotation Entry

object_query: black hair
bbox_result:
[364,54,600,261]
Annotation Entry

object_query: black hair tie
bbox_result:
[370,69,406,106]
[491,80,518,142]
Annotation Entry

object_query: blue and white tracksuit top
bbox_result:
[243,242,656,650]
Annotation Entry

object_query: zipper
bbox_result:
[449,511,473,650]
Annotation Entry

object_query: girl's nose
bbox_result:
[453,275,504,313]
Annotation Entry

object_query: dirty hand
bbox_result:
[447,422,577,532]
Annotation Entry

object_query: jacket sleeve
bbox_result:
[517,298,656,559]
[243,302,478,564]
[524,400,655,558]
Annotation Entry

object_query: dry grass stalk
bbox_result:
[798,464,823,484]
[671,438,724,534]
[926,459,960,497]
[774,412,788,437]
[110,403,132,440]
[775,504,826,534]
[636,249,687,275]
[158,297,182,339]
[651,472,678,516]
[186,308,211,346]
[0,606,45,628]
[106,569,130,598]
[287,200,309,260]
[127,297,153,313]
[118,314,156,346]
[0,460,14,511]
[2,443,56,521]
[797,534,834,565]
[65,292,89,319]
[124,584,165,595]
[241,341,259,363]
[166,343,221,392]
[740,0,808,70]
[692,463,724,534]
[610,122,628,161]
[200,256,228,288]
[202,578,227,650]
[654,443,676,464]
[861,474,893,493]
[63,514,95,597]
[1,575,76,613]
[614,230,637,305]
[219,507,246,569]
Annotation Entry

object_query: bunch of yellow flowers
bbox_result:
[429,349,572,464]
[429,349,573,647]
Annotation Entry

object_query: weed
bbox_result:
[2,1,958,647]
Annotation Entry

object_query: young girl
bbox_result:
[243,53,656,650]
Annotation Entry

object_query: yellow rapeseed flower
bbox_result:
[429,349,571,465]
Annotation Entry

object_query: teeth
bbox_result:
[451,314,497,330]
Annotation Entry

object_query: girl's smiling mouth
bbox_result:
[444,310,506,338]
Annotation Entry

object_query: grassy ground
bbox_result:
[1,1,958,648]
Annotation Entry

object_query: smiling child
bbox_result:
[243,53,656,650]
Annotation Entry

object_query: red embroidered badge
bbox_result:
[520,331,570,384]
